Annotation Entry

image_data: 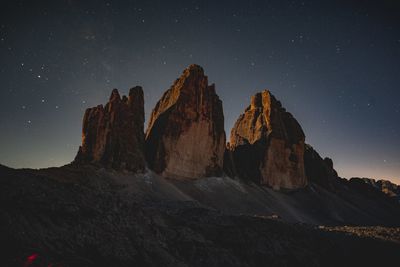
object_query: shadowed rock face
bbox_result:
[228,90,306,190]
[304,144,339,190]
[145,64,225,179]
[75,86,145,172]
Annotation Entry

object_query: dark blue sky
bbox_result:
[0,0,399,183]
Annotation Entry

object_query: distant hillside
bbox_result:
[353,177,400,203]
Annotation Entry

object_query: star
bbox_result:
[335,45,341,54]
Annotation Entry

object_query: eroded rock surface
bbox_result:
[75,87,145,172]
[228,90,306,190]
[145,64,225,179]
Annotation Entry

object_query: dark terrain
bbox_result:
[1,164,399,267]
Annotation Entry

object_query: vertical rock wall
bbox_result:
[75,87,145,172]
[229,90,307,190]
[145,64,226,179]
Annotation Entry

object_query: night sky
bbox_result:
[0,0,399,183]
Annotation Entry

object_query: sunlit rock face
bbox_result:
[228,90,307,190]
[75,86,145,172]
[145,64,226,179]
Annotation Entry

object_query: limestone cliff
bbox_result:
[75,87,145,172]
[228,90,306,190]
[145,64,225,179]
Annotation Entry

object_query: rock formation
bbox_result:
[228,90,307,190]
[75,86,145,172]
[359,178,400,202]
[304,144,339,190]
[145,64,225,179]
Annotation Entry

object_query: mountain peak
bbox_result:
[250,90,273,109]
[75,86,145,171]
[227,90,306,190]
[185,64,204,74]
[109,88,121,102]
[145,64,225,179]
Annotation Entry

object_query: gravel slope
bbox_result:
[0,164,399,267]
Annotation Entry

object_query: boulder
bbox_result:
[145,64,225,179]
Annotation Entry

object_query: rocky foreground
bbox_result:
[0,165,400,267]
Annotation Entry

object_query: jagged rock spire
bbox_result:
[75,86,145,172]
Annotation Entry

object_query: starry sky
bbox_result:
[0,0,399,183]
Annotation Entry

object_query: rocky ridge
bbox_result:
[356,178,400,202]
[304,144,339,191]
